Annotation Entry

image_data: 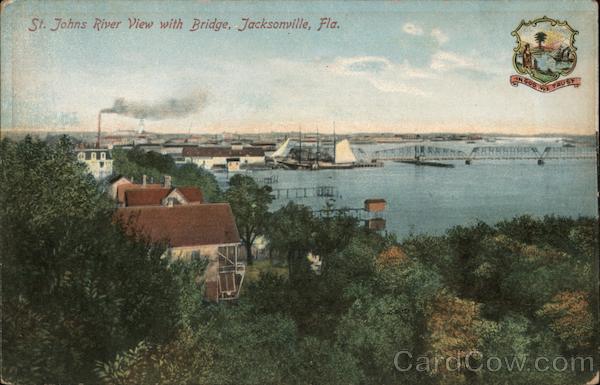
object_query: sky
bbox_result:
[1,0,598,135]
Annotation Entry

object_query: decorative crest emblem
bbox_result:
[510,16,581,92]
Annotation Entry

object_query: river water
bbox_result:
[242,138,597,240]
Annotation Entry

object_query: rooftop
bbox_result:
[115,204,240,248]
[116,183,163,205]
[77,149,112,160]
[125,186,204,206]
[364,198,386,204]
[182,146,265,158]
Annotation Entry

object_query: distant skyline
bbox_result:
[1,0,598,135]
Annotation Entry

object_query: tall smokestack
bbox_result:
[96,112,102,149]
[137,119,145,135]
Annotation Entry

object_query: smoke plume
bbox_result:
[100,92,207,120]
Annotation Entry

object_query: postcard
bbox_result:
[0,1,598,384]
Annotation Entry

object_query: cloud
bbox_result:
[331,56,433,79]
[429,50,504,75]
[430,50,476,72]
[329,56,432,96]
[403,23,423,36]
[332,56,393,75]
[431,28,449,45]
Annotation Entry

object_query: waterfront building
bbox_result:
[364,198,386,230]
[182,146,266,170]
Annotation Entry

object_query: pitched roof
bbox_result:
[108,175,130,184]
[177,187,204,203]
[116,183,163,204]
[124,186,204,206]
[182,146,265,158]
[115,204,240,247]
[125,188,172,206]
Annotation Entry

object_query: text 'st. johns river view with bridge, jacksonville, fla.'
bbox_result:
[246,137,598,239]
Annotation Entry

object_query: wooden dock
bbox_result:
[271,185,338,199]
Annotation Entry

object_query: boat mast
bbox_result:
[298,125,302,163]
[316,124,320,165]
[333,121,336,163]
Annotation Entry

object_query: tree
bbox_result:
[376,245,409,268]
[199,304,298,385]
[173,163,220,202]
[479,316,583,385]
[313,206,362,256]
[268,202,317,277]
[534,32,547,49]
[96,329,216,385]
[537,291,594,351]
[224,174,273,265]
[292,337,363,385]
[336,293,418,385]
[1,136,179,384]
[425,292,485,385]
[112,148,221,202]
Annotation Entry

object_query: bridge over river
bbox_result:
[371,145,596,162]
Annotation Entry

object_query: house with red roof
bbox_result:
[110,175,204,207]
[110,175,164,205]
[124,186,203,207]
[115,204,245,302]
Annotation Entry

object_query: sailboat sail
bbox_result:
[272,138,292,158]
[334,139,357,164]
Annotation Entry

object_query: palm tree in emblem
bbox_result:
[534,31,547,49]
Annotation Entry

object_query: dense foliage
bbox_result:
[1,136,597,385]
[112,147,221,201]
[1,137,180,384]
[223,174,273,265]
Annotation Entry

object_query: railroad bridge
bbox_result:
[371,145,596,162]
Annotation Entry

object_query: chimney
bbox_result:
[96,112,102,149]
[142,174,147,186]
[164,175,172,188]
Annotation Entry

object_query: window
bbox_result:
[100,152,106,160]
[91,152,96,160]
[99,161,104,168]
[78,152,85,161]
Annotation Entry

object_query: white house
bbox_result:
[77,149,113,180]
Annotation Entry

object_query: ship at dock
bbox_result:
[271,129,382,170]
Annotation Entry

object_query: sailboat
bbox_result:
[313,122,357,169]
[273,122,361,170]
[274,127,313,170]
[271,137,292,158]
